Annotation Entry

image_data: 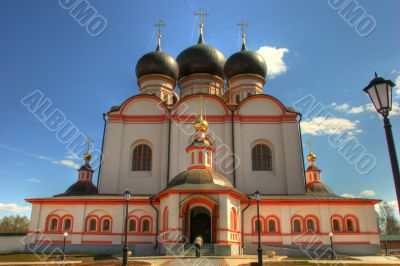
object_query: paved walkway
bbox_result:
[0,256,399,265]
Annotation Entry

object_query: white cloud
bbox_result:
[65,151,79,160]
[334,103,350,112]
[341,193,356,198]
[333,101,400,116]
[26,178,40,183]
[395,75,400,99]
[301,116,361,136]
[0,203,31,213]
[256,46,289,79]
[52,159,80,169]
[360,189,376,197]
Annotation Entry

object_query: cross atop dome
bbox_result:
[154,19,166,51]
[194,8,208,44]
[237,19,249,50]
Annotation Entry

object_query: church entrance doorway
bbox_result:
[189,206,211,243]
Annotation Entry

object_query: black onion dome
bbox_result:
[176,38,225,79]
[55,182,97,197]
[224,44,267,80]
[135,50,179,81]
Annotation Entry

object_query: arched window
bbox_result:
[49,217,59,232]
[253,218,264,233]
[346,218,356,232]
[252,144,272,171]
[163,208,169,231]
[101,218,111,232]
[293,219,302,233]
[88,218,97,232]
[128,219,137,232]
[268,219,277,233]
[62,218,72,232]
[332,218,342,232]
[306,219,316,232]
[132,144,152,171]
[230,208,237,231]
[141,219,150,232]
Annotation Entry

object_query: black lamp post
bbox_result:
[363,73,399,214]
[254,190,263,266]
[122,189,131,266]
[62,232,68,261]
[328,232,334,259]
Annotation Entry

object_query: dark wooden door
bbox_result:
[190,213,211,243]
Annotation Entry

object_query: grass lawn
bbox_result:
[0,253,111,262]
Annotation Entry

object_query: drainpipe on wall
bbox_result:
[241,196,251,254]
[297,113,308,192]
[96,113,107,191]
[231,110,237,187]
[150,196,159,250]
[166,109,171,186]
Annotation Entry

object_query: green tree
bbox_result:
[377,202,400,235]
[0,215,29,233]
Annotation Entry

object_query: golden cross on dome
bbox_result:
[306,140,312,152]
[194,8,208,35]
[85,137,93,153]
[199,94,205,118]
[237,19,249,44]
[154,19,166,51]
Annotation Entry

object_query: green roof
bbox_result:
[380,235,400,241]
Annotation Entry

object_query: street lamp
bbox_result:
[254,190,263,266]
[363,73,399,214]
[122,189,131,266]
[328,232,334,259]
[62,232,68,261]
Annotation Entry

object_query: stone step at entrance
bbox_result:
[183,244,215,256]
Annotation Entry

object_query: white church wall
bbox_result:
[242,203,379,247]
[99,97,169,195]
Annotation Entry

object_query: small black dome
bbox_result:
[224,45,267,80]
[176,40,225,79]
[135,50,179,81]
[55,182,97,197]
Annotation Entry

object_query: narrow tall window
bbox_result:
[306,219,316,232]
[62,218,72,232]
[268,219,277,233]
[254,219,264,233]
[332,219,341,232]
[236,95,240,104]
[129,219,137,232]
[346,218,356,232]
[132,144,152,171]
[293,219,302,233]
[101,219,111,232]
[252,144,272,171]
[142,219,150,232]
[88,218,97,232]
[49,218,58,231]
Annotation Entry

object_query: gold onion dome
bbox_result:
[307,151,316,162]
[194,115,208,132]
[83,152,92,161]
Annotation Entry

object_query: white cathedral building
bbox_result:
[26,18,380,256]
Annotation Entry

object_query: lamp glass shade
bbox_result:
[328,232,334,238]
[63,232,69,237]
[254,191,260,201]
[363,76,394,116]
[124,190,131,201]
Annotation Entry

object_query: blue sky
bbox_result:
[0,0,399,218]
